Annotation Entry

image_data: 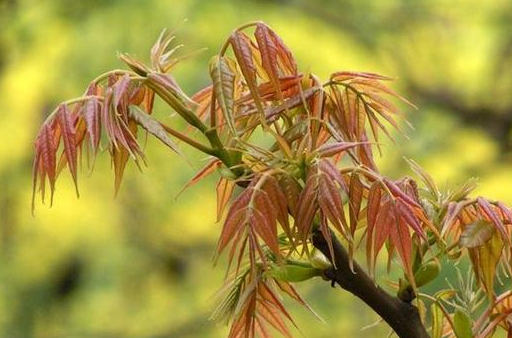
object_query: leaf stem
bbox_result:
[147,78,243,175]
[91,69,139,84]
[45,95,104,121]
[158,122,216,155]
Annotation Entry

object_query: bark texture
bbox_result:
[312,230,430,338]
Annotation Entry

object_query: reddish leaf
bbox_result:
[278,174,301,216]
[477,197,509,242]
[38,123,57,205]
[230,31,267,128]
[390,210,415,288]
[262,176,290,233]
[366,182,382,275]
[316,141,368,157]
[56,105,79,195]
[371,200,393,275]
[83,97,101,157]
[349,173,364,237]
[254,23,282,101]
[113,74,131,107]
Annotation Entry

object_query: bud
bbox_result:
[414,261,440,288]
[310,249,332,269]
[267,264,321,283]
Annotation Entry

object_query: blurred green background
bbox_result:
[1,0,511,337]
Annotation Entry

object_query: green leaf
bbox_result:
[128,105,181,155]
[430,303,443,338]
[476,231,504,295]
[209,55,237,135]
[453,309,473,338]
[459,220,494,248]
[267,264,321,283]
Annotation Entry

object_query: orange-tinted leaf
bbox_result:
[217,177,235,222]
[469,231,504,295]
[460,220,494,248]
[178,159,221,197]
[331,71,393,82]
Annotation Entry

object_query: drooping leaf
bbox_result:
[278,174,301,217]
[469,231,504,295]
[217,174,284,267]
[459,220,495,248]
[111,142,130,195]
[56,104,79,195]
[83,97,101,158]
[128,105,180,154]
[39,123,57,205]
[178,159,221,197]
[366,182,382,275]
[390,210,415,289]
[477,197,509,242]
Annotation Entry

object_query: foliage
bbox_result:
[31,21,512,338]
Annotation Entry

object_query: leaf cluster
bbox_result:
[32,21,512,338]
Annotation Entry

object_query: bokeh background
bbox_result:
[1,0,512,337]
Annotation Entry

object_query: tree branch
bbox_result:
[312,229,430,338]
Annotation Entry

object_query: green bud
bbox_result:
[414,261,440,288]
[267,264,321,283]
[310,249,332,269]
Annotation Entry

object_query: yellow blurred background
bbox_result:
[1,0,511,337]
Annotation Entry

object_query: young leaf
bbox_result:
[453,309,473,338]
[209,55,237,134]
[216,177,235,222]
[230,31,267,129]
[254,23,282,102]
[128,105,181,154]
[56,104,79,195]
[459,220,494,248]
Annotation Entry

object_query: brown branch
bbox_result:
[312,229,430,338]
